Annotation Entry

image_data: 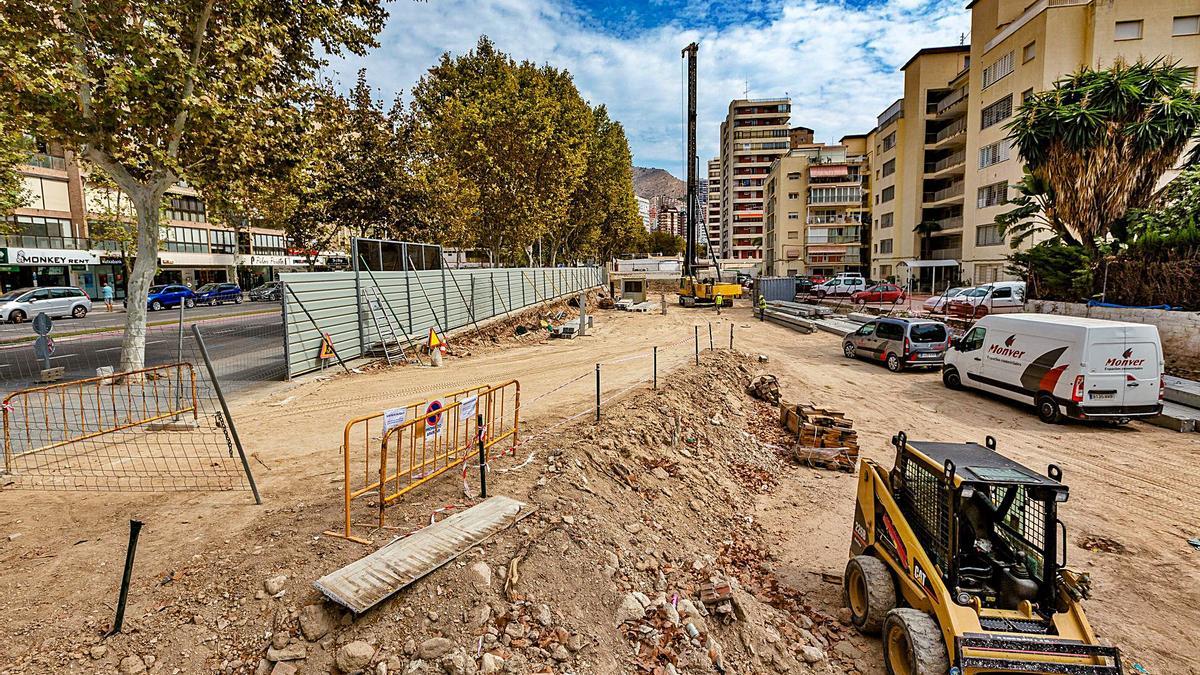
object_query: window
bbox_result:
[992,286,1012,299]
[787,231,798,239]
[1023,41,1036,63]
[162,226,208,253]
[1174,16,1200,36]
[879,238,894,254]
[981,51,1015,89]
[882,159,895,177]
[979,140,1010,168]
[882,132,897,151]
[876,322,904,340]
[976,223,1004,246]
[1115,20,1143,41]
[981,95,1013,130]
[855,323,876,337]
[961,327,986,352]
[881,186,895,203]
[210,229,237,255]
[809,186,863,204]
[910,323,947,343]
[787,212,799,220]
[165,195,207,223]
[1022,88,1035,104]
[787,172,800,180]
[977,182,1008,208]
[880,212,894,229]
[787,192,800,199]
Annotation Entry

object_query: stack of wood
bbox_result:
[778,402,859,472]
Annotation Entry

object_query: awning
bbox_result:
[898,259,959,269]
[809,165,849,177]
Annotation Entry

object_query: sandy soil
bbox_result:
[0,301,1197,674]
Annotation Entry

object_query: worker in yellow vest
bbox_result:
[757,294,766,321]
[715,293,723,315]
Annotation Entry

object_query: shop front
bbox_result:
[0,246,100,295]
[156,251,237,289]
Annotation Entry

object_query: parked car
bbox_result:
[0,286,92,323]
[249,281,282,302]
[129,284,196,311]
[195,282,243,306]
[793,275,816,294]
[946,281,1025,319]
[922,286,968,314]
[843,317,951,372]
[813,276,867,298]
[942,313,1164,424]
[851,283,906,305]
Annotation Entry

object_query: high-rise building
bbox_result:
[636,196,652,233]
[871,0,1199,289]
[763,135,872,277]
[706,158,721,255]
[719,98,792,264]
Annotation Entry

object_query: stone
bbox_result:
[469,603,492,626]
[427,610,440,623]
[467,561,492,589]
[615,594,645,624]
[566,634,584,652]
[265,645,307,662]
[534,604,552,627]
[835,607,852,625]
[799,646,825,664]
[652,467,670,481]
[256,658,271,675]
[263,575,287,595]
[417,637,453,661]
[89,646,108,660]
[834,640,861,659]
[117,655,147,675]
[143,656,155,667]
[438,649,473,675]
[387,655,403,672]
[270,662,298,675]
[631,591,651,607]
[335,641,375,673]
[298,603,334,641]
[270,632,290,650]
[480,653,504,675]
[503,621,525,639]
[603,550,619,568]
[561,515,575,526]
[623,522,643,534]
[377,663,388,675]
[663,604,681,626]
[551,645,571,662]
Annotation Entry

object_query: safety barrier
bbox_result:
[326,380,520,543]
[3,363,198,474]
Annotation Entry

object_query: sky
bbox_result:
[328,0,972,178]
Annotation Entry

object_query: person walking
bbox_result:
[714,293,723,315]
[757,294,766,321]
[102,281,115,312]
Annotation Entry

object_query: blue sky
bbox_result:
[329,0,971,178]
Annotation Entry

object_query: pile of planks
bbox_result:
[778,402,859,472]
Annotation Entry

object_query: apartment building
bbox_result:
[719,98,792,264]
[706,159,721,253]
[871,0,1199,289]
[764,136,872,277]
[7,144,344,298]
[636,196,652,233]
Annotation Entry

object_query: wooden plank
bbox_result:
[315,495,533,614]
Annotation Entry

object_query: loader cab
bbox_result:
[889,432,1069,617]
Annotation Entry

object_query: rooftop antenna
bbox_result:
[743,78,750,98]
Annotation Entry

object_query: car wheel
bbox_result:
[184,298,195,308]
[1036,394,1061,424]
[151,300,163,311]
[882,608,949,675]
[72,305,88,319]
[845,556,896,635]
[942,367,961,389]
[843,342,857,359]
[886,353,903,372]
[234,295,242,304]
[9,310,25,324]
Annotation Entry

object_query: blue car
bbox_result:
[195,282,243,306]
[125,284,196,311]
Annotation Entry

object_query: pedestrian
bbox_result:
[757,294,766,321]
[102,281,114,312]
[715,293,723,315]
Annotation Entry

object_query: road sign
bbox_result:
[32,312,52,336]
[34,335,54,362]
[319,332,334,359]
[428,327,446,354]
[425,400,443,438]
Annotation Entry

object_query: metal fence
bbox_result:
[282,266,604,378]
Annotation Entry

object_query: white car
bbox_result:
[814,277,867,298]
[0,286,92,323]
[946,281,1026,318]
[922,286,968,313]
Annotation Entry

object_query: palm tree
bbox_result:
[1005,58,1200,254]
[995,168,1076,248]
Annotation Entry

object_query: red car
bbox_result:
[851,283,906,305]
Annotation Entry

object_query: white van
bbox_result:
[942,314,1164,424]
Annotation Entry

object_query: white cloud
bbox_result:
[328,0,970,177]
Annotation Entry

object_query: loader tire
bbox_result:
[844,555,895,635]
[883,608,949,675]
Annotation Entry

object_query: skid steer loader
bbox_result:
[844,431,1123,674]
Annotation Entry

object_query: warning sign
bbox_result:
[319,333,335,359]
[428,327,446,354]
[425,400,444,438]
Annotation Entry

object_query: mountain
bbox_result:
[632,166,686,200]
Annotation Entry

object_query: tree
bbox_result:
[565,105,642,264]
[0,115,31,220]
[647,230,683,256]
[1124,165,1200,260]
[995,167,1076,248]
[1005,59,1200,254]
[0,0,386,371]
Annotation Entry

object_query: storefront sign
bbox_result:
[0,248,99,266]
[325,256,350,267]
[99,255,124,265]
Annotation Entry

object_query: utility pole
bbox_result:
[682,42,698,280]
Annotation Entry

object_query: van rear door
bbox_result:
[1086,328,1160,407]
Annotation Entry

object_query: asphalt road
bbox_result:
[0,310,284,393]
[0,299,281,340]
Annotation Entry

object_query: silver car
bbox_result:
[842,317,951,372]
[0,286,93,323]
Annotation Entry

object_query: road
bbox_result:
[0,299,280,341]
[0,309,283,393]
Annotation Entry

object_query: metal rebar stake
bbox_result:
[595,363,601,422]
[105,519,143,638]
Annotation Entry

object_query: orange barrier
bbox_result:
[3,363,198,474]
[326,381,519,543]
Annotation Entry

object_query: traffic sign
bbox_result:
[32,312,52,336]
[34,335,54,360]
[425,399,443,438]
[428,327,446,354]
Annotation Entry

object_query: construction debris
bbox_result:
[778,403,859,472]
[746,374,781,405]
[758,309,816,333]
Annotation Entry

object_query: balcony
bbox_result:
[930,215,964,231]
[923,181,965,205]
[25,153,67,171]
[924,151,966,176]
[927,118,967,147]
[934,87,968,118]
[806,235,861,245]
[927,247,961,261]
[807,215,866,225]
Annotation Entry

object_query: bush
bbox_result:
[1005,243,1091,301]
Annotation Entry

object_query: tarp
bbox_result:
[1086,300,1180,310]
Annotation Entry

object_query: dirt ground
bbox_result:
[1,300,1197,674]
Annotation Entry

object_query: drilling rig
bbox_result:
[677,42,741,308]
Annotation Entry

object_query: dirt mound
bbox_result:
[3,351,872,674]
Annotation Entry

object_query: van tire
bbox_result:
[886,353,903,372]
[1036,394,1062,424]
[942,367,961,389]
[844,342,857,359]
